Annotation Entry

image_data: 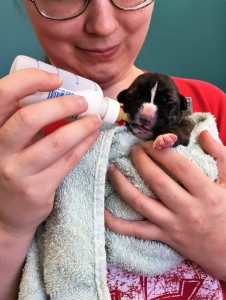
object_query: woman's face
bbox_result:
[23,0,154,89]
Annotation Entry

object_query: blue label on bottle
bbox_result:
[47,88,78,120]
[47,88,74,99]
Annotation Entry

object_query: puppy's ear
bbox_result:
[179,94,188,111]
[117,89,128,104]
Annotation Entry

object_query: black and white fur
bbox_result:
[117,72,194,148]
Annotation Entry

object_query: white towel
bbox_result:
[18,112,219,300]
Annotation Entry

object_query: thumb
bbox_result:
[199,130,226,182]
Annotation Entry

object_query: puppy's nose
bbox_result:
[140,116,151,126]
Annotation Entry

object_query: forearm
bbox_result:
[0,229,33,300]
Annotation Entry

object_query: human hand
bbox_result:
[105,130,226,281]
[0,69,101,240]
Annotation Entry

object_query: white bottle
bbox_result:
[10,55,127,123]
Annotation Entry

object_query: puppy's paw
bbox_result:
[153,133,178,149]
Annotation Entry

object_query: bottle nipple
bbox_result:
[117,107,131,122]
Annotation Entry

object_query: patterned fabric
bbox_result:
[107,260,223,300]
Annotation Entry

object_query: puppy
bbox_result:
[117,72,194,149]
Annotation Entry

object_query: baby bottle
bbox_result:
[10,55,127,123]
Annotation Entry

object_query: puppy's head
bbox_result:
[117,72,187,139]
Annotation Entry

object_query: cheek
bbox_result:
[35,25,74,57]
[122,9,153,53]
[24,2,79,52]
[30,21,73,48]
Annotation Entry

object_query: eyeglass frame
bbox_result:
[28,0,155,21]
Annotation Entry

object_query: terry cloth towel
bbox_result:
[19,112,219,300]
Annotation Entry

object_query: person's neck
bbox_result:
[102,66,144,100]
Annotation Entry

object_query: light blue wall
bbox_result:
[1,0,225,91]
[136,0,226,92]
[0,1,44,76]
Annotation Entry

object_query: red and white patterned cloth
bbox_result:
[107,260,224,299]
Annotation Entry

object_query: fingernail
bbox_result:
[108,164,116,171]
[49,73,62,83]
[73,95,88,109]
[91,114,102,124]
[131,145,139,153]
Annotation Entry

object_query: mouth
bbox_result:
[129,123,154,139]
[77,44,120,60]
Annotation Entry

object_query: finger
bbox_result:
[107,164,173,224]
[129,145,193,210]
[138,141,215,198]
[34,130,100,188]
[0,95,88,153]
[104,209,165,241]
[198,130,226,182]
[9,131,100,213]
[0,69,62,126]
[13,116,101,175]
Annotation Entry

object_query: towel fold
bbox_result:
[19,112,219,300]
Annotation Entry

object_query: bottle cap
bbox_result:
[10,55,39,73]
[103,97,120,123]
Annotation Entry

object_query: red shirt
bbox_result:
[107,260,225,300]
[172,77,226,145]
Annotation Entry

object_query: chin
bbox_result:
[130,126,153,140]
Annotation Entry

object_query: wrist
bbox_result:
[0,223,35,263]
[0,216,38,239]
[0,223,34,274]
[0,225,34,300]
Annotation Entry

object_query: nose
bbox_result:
[84,0,118,36]
[139,115,152,126]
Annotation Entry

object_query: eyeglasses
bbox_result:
[29,0,155,21]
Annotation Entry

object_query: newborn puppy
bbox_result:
[117,72,194,149]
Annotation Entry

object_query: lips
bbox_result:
[77,44,120,60]
[129,123,154,139]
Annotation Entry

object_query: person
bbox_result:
[1,0,226,299]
